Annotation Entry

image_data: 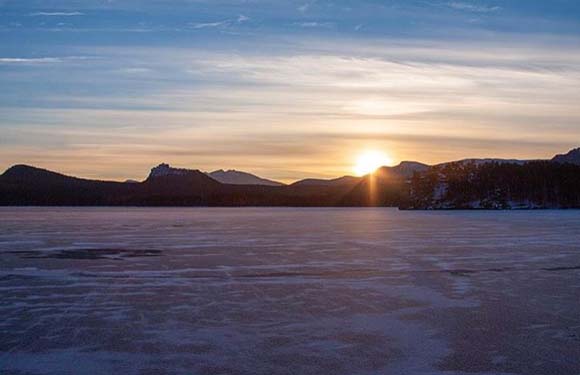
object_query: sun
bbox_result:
[353,150,393,176]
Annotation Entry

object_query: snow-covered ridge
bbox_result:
[436,158,532,167]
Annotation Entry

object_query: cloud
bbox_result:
[191,15,249,30]
[0,56,95,65]
[0,107,570,182]
[3,36,580,180]
[294,22,333,28]
[446,2,500,13]
[29,11,84,16]
[191,20,230,29]
[0,57,63,64]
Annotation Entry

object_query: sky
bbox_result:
[1,0,580,182]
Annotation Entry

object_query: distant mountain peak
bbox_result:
[149,163,199,179]
[552,148,580,165]
[371,161,430,179]
[146,164,284,187]
[291,175,360,187]
[391,161,429,176]
[207,169,284,186]
[398,161,426,166]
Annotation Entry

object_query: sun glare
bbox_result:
[354,151,393,176]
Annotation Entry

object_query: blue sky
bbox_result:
[1,0,580,181]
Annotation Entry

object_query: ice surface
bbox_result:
[1,208,580,374]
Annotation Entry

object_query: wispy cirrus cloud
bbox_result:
[0,57,63,64]
[28,11,84,16]
[191,20,230,29]
[2,1,580,180]
[294,22,333,28]
[190,15,249,30]
[3,36,579,181]
[446,2,501,13]
[0,56,94,65]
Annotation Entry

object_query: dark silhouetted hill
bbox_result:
[0,163,373,206]
[207,169,284,186]
[291,175,360,187]
[3,148,580,208]
[552,148,580,165]
[0,165,133,205]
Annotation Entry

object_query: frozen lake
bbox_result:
[1,207,579,375]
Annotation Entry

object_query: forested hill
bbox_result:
[402,161,580,209]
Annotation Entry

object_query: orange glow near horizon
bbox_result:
[353,150,393,176]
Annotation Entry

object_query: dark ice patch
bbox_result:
[443,265,580,276]
[542,265,580,272]
[8,249,162,260]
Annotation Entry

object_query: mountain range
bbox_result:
[1,148,579,209]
